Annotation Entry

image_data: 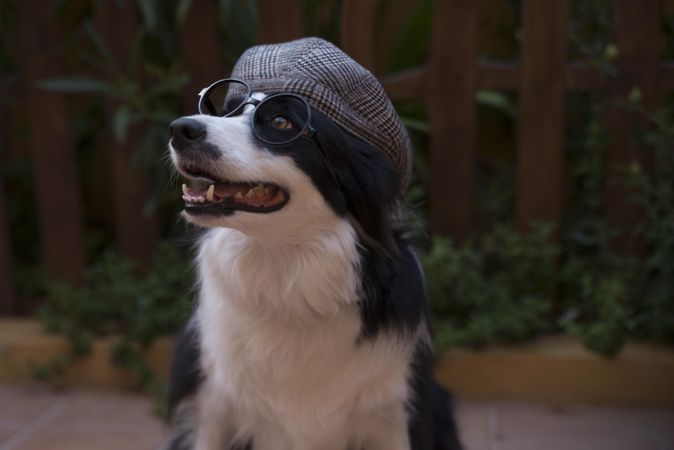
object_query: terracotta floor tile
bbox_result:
[46,389,163,433]
[2,384,674,449]
[494,402,674,450]
[0,385,65,424]
[454,400,492,450]
[0,429,18,446]
[0,385,169,450]
[565,405,674,450]
[11,430,164,450]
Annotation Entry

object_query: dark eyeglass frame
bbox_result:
[197,78,340,186]
[197,78,316,147]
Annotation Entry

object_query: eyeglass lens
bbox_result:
[253,95,310,145]
[199,80,311,145]
[199,79,250,117]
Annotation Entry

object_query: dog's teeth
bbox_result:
[253,184,265,196]
[182,195,189,201]
[263,187,270,195]
[235,192,243,200]
[197,196,205,203]
[182,184,188,195]
[245,189,254,198]
[206,185,215,202]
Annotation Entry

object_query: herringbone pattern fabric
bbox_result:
[231,37,412,190]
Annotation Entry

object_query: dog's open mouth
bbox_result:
[179,167,289,216]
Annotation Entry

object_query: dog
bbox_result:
[162,38,461,450]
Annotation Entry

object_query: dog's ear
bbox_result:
[313,115,401,256]
[339,141,400,255]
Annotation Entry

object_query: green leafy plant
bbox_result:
[560,252,636,356]
[36,243,193,391]
[626,100,674,343]
[216,0,258,68]
[391,0,665,357]
[37,21,188,213]
[422,223,558,349]
[6,0,673,377]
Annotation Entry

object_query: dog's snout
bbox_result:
[169,118,207,150]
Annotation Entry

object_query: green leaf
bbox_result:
[145,73,190,98]
[113,105,133,144]
[83,22,119,74]
[126,29,146,76]
[137,0,158,31]
[37,77,109,93]
[387,0,433,73]
[401,117,431,134]
[176,0,193,26]
[476,90,518,120]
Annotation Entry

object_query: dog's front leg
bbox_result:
[193,385,232,450]
[355,403,411,450]
[291,434,352,450]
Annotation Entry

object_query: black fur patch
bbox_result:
[166,320,202,419]
[258,108,425,339]
[357,234,427,339]
[261,108,400,244]
[164,103,462,449]
[407,342,463,450]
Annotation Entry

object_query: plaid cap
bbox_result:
[230,37,412,191]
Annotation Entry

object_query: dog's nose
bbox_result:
[169,118,207,150]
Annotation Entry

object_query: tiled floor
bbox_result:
[0,384,672,450]
[0,385,166,450]
[462,401,674,450]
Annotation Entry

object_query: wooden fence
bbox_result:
[1,0,673,314]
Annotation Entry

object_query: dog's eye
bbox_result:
[271,116,293,130]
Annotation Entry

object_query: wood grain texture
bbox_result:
[180,0,223,114]
[340,0,380,72]
[478,62,520,90]
[384,61,674,95]
[660,63,674,91]
[602,0,662,252]
[382,67,426,102]
[15,0,85,288]
[516,0,569,232]
[95,2,158,270]
[427,0,478,240]
[257,0,303,44]
[0,175,14,314]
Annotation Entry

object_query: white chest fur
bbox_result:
[195,223,414,449]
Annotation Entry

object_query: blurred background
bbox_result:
[0,0,673,449]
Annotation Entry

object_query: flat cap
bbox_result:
[230,37,412,191]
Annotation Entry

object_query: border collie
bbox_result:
[162,40,461,450]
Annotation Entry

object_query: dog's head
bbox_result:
[169,38,411,248]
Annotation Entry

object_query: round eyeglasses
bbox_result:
[197,78,315,147]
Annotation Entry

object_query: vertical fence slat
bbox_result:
[516,0,569,232]
[427,0,478,240]
[96,2,158,270]
[0,177,14,314]
[257,0,303,44]
[603,0,662,251]
[180,1,222,114]
[16,1,85,288]
[340,0,380,73]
